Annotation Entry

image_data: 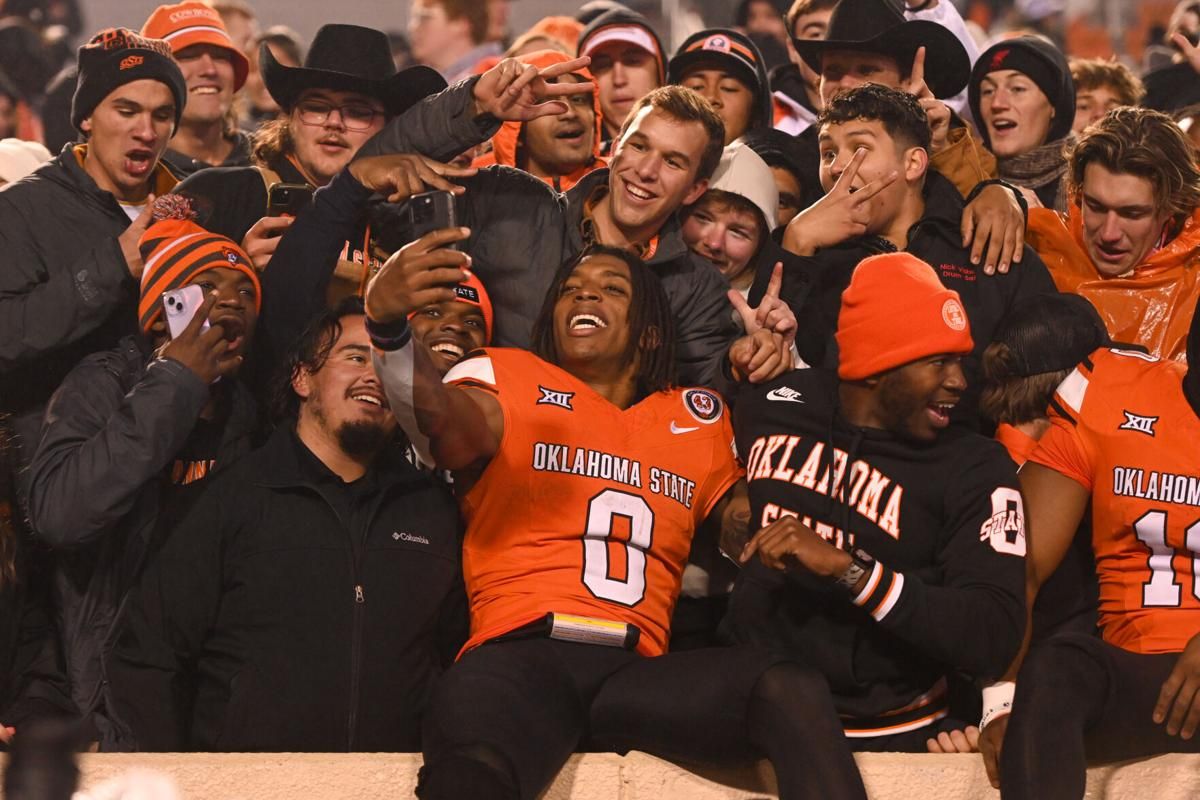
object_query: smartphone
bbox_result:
[162,285,210,339]
[403,190,459,249]
[267,182,314,217]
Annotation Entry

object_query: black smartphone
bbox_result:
[267,182,314,217]
[403,190,459,249]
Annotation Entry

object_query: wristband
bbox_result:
[365,315,412,352]
[964,178,1029,226]
[980,680,1015,729]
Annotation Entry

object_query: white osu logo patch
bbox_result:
[703,35,730,53]
[941,299,967,331]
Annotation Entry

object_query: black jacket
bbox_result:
[0,145,176,479]
[726,368,1026,732]
[762,172,1058,425]
[108,425,465,752]
[160,130,254,181]
[26,338,260,749]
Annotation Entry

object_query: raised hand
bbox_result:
[241,215,294,271]
[1173,32,1200,75]
[473,56,596,122]
[118,196,157,279]
[903,47,952,154]
[159,292,243,384]
[365,226,472,324]
[728,328,789,384]
[349,154,478,203]
[728,263,797,351]
[782,148,898,256]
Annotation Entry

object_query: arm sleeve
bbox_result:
[0,198,133,372]
[848,445,1027,680]
[695,403,744,522]
[929,125,999,197]
[256,168,373,372]
[356,77,502,162]
[106,483,229,751]
[671,258,741,397]
[27,355,208,549]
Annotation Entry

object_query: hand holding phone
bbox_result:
[267,182,314,217]
[404,191,459,250]
[159,288,244,383]
[163,285,211,339]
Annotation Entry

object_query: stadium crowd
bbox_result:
[2,0,1200,797]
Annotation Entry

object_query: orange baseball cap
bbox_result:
[142,1,250,90]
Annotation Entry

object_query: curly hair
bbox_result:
[1069,58,1145,107]
[270,296,366,422]
[818,83,932,153]
[1067,106,1200,223]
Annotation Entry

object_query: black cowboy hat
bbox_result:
[261,23,446,116]
[792,0,970,100]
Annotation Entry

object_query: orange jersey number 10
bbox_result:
[1134,510,1200,607]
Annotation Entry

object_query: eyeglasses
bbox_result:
[295,100,383,132]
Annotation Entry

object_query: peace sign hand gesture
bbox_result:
[473,56,596,122]
[728,262,797,352]
[903,47,952,154]
[782,147,898,257]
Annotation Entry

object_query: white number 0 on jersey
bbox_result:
[582,489,654,606]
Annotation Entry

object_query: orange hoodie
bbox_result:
[472,50,606,193]
[1028,204,1200,363]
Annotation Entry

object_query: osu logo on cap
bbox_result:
[941,299,967,331]
[119,55,145,70]
[702,35,731,53]
[221,246,242,265]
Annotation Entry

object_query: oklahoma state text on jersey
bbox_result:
[444,348,742,657]
[1030,347,1200,654]
[728,369,1026,736]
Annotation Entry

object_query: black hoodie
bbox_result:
[725,368,1026,735]
[754,171,1059,427]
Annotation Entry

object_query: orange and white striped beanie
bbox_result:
[137,195,261,334]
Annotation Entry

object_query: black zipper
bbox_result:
[346,486,392,751]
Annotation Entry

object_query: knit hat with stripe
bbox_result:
[138,195,261,334]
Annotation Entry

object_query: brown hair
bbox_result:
[251,116,292,167]
[1069,58,1145,106]
[1068,106,1200,223]
[433,0,489,45]
[787,0,841,38]
[980,342,1068,425]
[686,189,767,247]
[617,85,725,180]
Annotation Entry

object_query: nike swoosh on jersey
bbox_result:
[670,421,700,434]
[766,387,805,403]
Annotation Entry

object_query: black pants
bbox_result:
[417,638,866,800]
[1001,632,1200,799]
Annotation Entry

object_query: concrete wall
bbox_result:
[17,751,1200,799]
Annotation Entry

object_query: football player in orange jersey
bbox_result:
[980,298,1200,798]
[365,235,867,800]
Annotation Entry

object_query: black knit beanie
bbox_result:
[71,28,186,134]
[969,36,1075,147]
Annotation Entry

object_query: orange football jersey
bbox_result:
[1030,348,1200,654]
[445,348,742,657]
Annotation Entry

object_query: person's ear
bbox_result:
[682,177,709,208]
[905,145,929,183]
[80,117,92,134]
[291,365,313,400]
[639,324,662,352]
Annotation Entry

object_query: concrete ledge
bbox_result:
[5,751,1191,799]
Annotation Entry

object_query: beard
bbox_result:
[335,419,390,458]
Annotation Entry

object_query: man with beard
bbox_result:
[725,252,1027,752]
[106,297,464,752]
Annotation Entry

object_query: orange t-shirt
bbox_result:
[1030,347,1200,653]
[446,348,742,657]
